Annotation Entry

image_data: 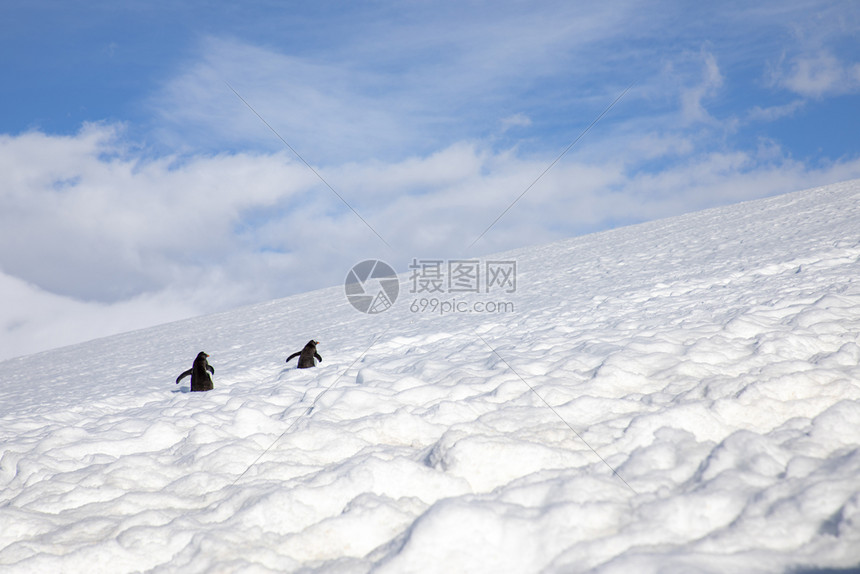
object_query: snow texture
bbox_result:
[2,180,860,573]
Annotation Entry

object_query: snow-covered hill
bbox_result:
[2,179,860,573]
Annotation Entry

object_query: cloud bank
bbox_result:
[3,120,859,360]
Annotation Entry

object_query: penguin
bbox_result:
[286,340,322,368]
[176,351,215,391]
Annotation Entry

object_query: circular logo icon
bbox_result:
[345,260,399,314]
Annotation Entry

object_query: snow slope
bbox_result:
[2,179,860,573]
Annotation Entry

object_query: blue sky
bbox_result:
[1,1,859,359]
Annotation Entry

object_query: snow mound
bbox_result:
[2,179,860,573]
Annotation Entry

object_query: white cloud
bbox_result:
[0,124,326,295]
[773,51,860,98]
[679,52,724,125]
[3,120,860,361]
[625,133,695,161]
[145,4,657,164]
[150,38,411,163]
[500,114,532,133]
[746,99,806,122]
[0,269,197,361]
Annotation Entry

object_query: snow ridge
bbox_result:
[2,180,860,573]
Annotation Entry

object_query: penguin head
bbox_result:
[197,351,209,359]
[307,340,318,347]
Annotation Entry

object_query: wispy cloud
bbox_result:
[746,99,806,122]
[500,114,533,133]
[679,52,724,125]
[146,2,653,163]
[772,51,860,98]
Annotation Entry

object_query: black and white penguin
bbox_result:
[286,340,322,369]
[176,351,215,391]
